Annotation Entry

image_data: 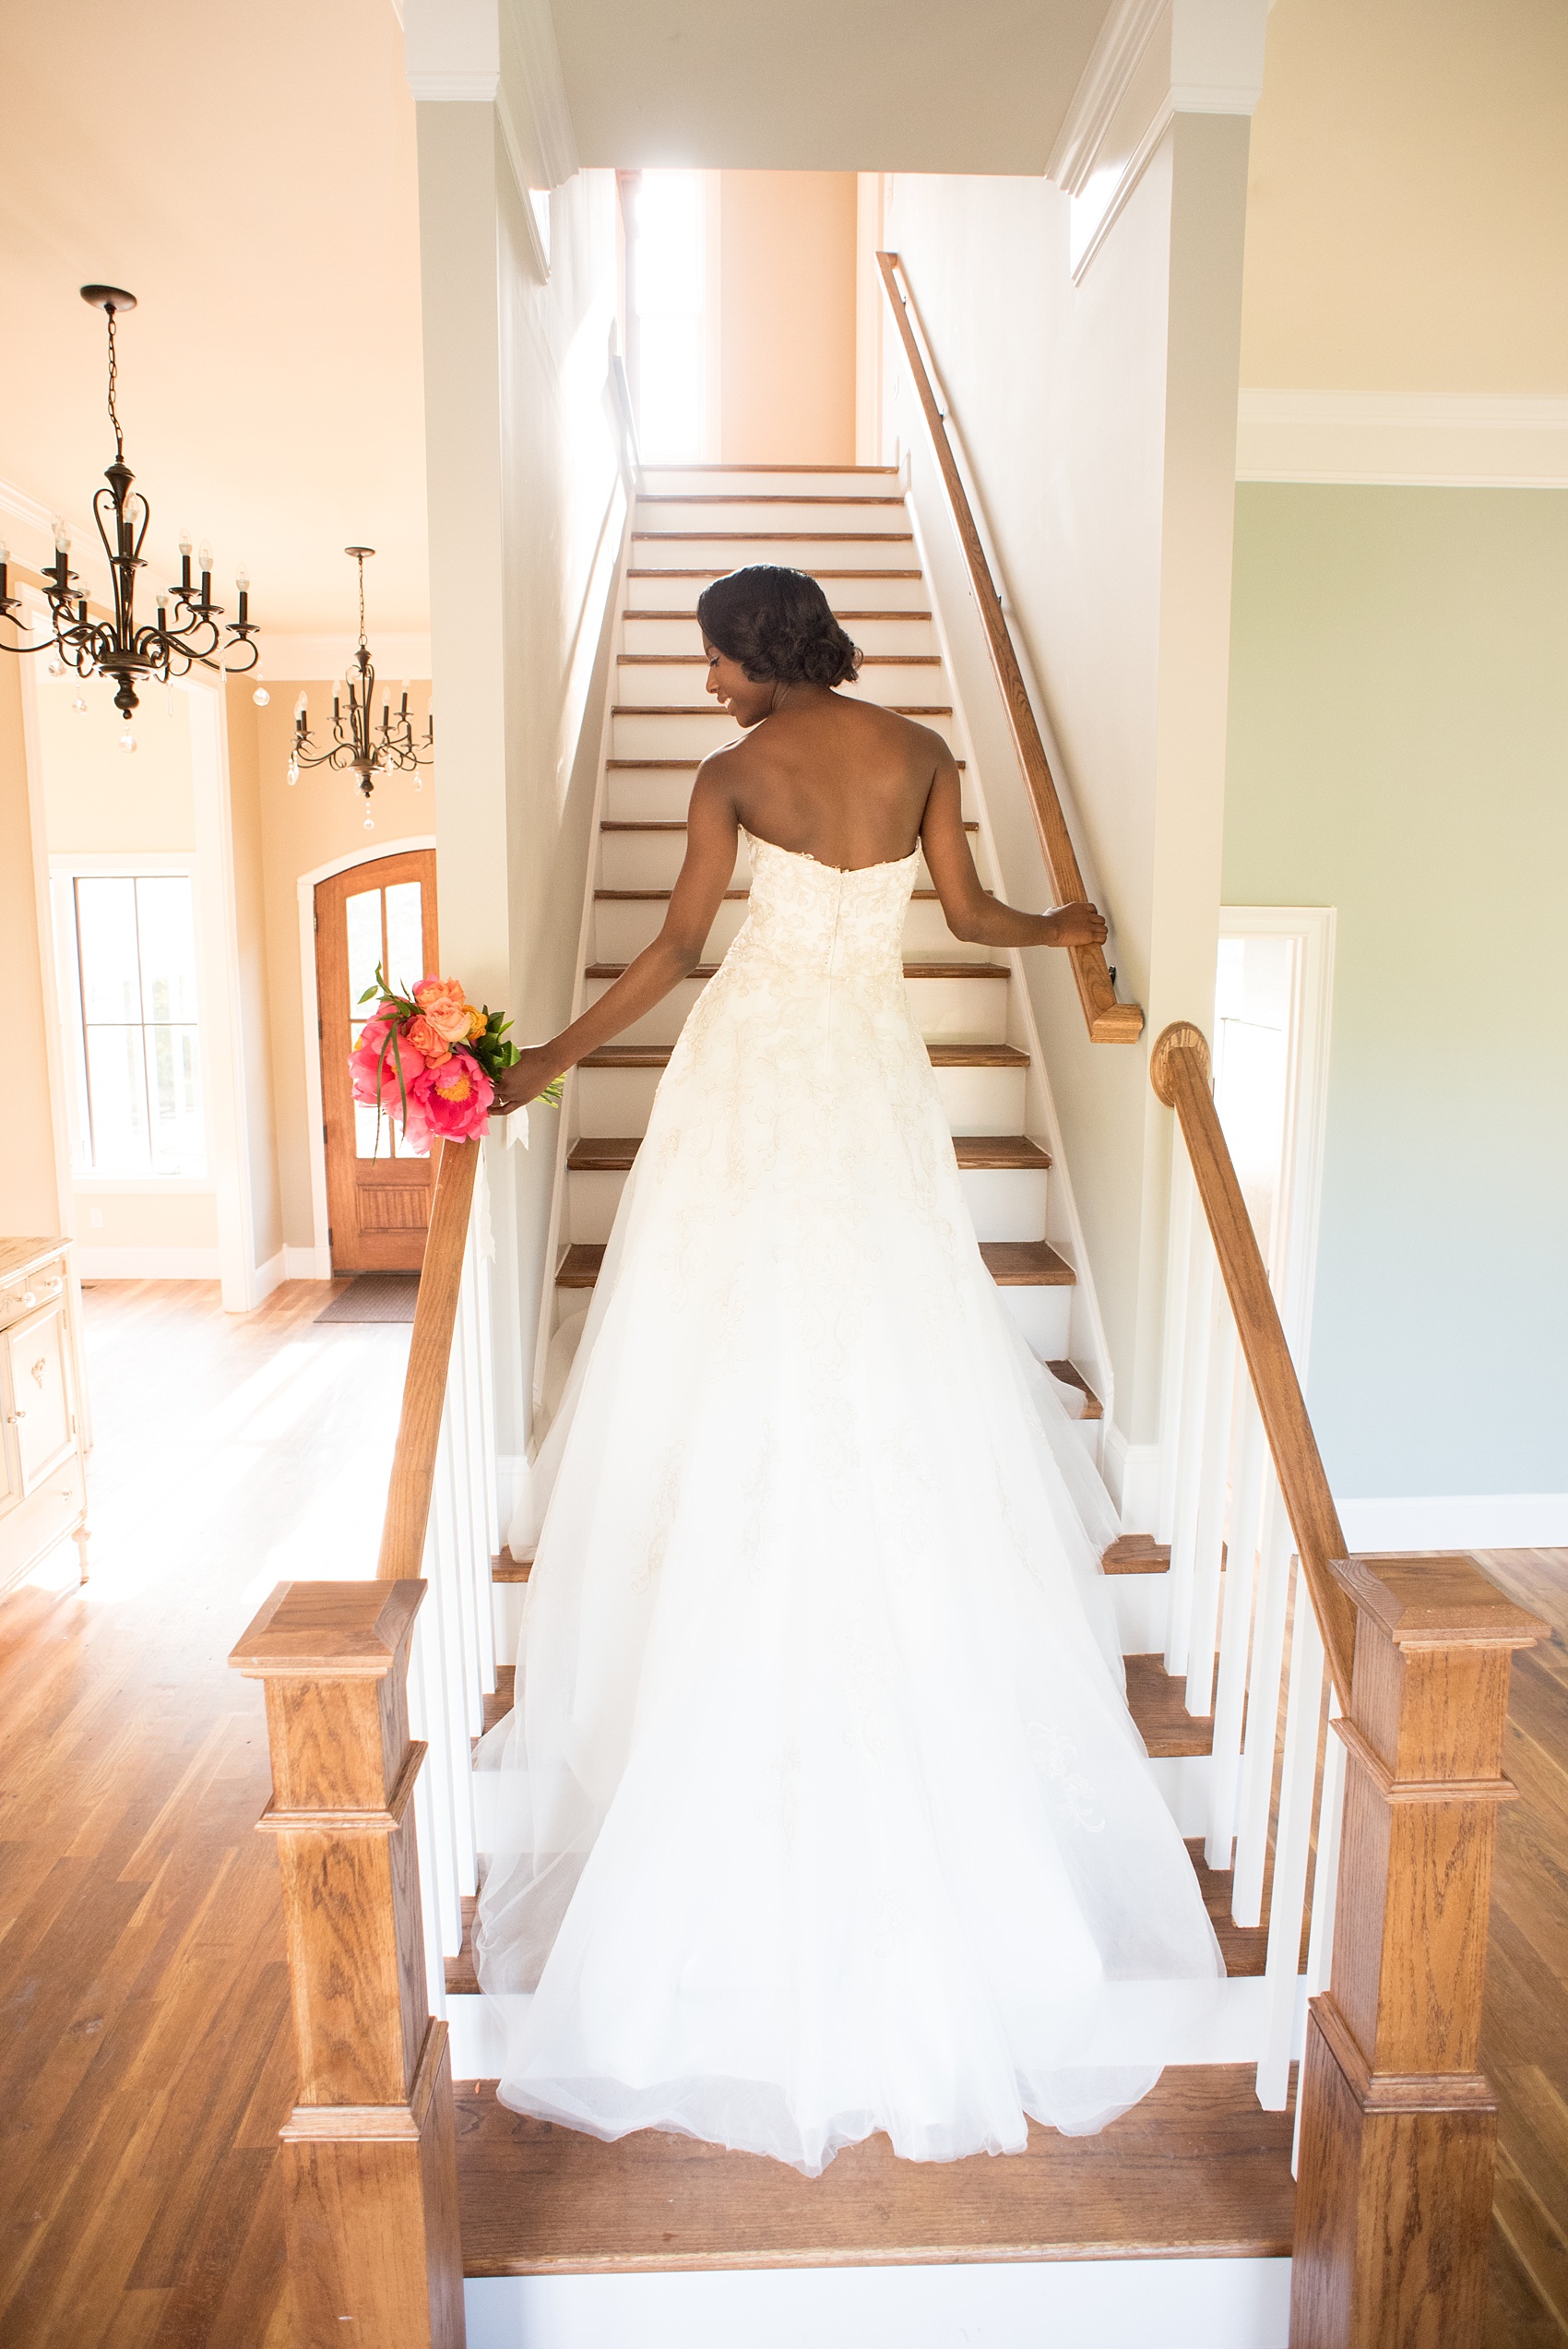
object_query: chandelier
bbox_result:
[0,287,259,733]
[289,547,434,827]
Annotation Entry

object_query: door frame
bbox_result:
[296,836,437,1278]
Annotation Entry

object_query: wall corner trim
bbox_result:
[1047,0,1168,193]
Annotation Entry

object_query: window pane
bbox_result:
[355,1098,395,1161]
[76,878,141,1021]
[635,172,704,316]
[637,317,704,462]
[385,881,424,998]
[136,876,200,1022]
[346,888,385,1027]
[85,1024,150,1172]
[147,1022,204,1174]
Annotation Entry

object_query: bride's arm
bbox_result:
[920,756,1109,951]
[494,763,740,1110]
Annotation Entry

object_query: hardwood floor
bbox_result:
[0,1293,1562,2339]
[0,1279,410,2349]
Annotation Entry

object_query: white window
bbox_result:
[55,871,206,1176]
[628,169,708,461]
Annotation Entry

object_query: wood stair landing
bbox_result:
[453,2066,1295,2274]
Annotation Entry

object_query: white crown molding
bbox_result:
[1236,390,1568,488]
[255,632,433,681]
[402,0,499,99]
[1049,0,1267,193]
[1048,0,1167,193]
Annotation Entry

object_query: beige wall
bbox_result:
[719,173,857,464]
[0,650,64,1238]
[1241,0,1568,392]
[36,667,195,850]
[226,679,435,1255]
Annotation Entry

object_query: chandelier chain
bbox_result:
[105,306,125,463]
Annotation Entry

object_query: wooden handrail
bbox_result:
[1148,1021,1357,1707]
[874,250,1143,1046]
[377,1136,481,1580]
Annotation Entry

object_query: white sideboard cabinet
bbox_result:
[0,1237,90,1599]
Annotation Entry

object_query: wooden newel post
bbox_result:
[1291,1553,1548,2349]
[230,1580,465,2349]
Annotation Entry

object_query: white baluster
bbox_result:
[1156,1144,1196,1545]
[432,1413,480,1895]
[1256,1570,1327,2108]
[1292,1689,1347,2172]
[1183,1296,1238,1717]
[1205,1385,1267,1867]
[1164,1227,1215,1678]
[1231,1477,1294,1926]
[412,1520,463,1954]
[405,1626,449,2018]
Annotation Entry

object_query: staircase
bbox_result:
[447,466,1301,2342]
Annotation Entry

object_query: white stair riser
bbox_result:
[630,535,918,573]
[599,831,977,894]
[577,1060,1028,1138]
[565,1161,1050,1246]
[1110,1569,1170,1654]
[625,567,931,612]
[997,1282,1072,1359]
[592,896,970,962]
[636,499,907,534]
[581,970,1010,1049]
[624,613,939,657]
[603,772,979,827]
[612,709,959,760]
[641,467,899,498]
[614,661,946,709]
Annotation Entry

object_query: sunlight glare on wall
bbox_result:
[632,171,707,462]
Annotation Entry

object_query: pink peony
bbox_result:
[410,1049,494,1141]
[402,1011,452,1067]
[412,976,472,1043]
[350,1012,434,1151]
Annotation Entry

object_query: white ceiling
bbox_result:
[0,0,429,640]
[543,0,1113,173]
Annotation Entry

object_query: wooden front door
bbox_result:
[315,850,440,1273]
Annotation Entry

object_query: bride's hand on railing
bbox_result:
[1044,902,1109,949]
[495,1046,564,1115]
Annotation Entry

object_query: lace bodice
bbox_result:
[735,831,919,980]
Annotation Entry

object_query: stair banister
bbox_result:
[379,1137,482,1580]
[1147,1021,1548,2345]
[874,249,1144,1047]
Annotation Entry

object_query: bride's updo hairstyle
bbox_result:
[696,565,861,689]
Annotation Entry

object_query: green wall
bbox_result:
[1224,484,1568,1499]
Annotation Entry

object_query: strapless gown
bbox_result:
[473,832,1223,2175]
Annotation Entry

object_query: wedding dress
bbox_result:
[473,831,1224,2176]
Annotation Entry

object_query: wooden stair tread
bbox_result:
[567,1132,1050,1174]
[638,493,908,506]
[1101,1534,1172,1576]
[594,887,945,902]
[632,531,916,543]
[1045,1359,1102,1420]
[581,1042,1027,1069]
[492,1549,532,1582]
[560,1236,1068,1289]
[583,959,1004,981]
[977,1240,1074,1286]
[599,819,977,835]
[452,2067,1295,2271]
[605,756,965,769]
[625,568,925,581]
[1123,1653,1216,1758]
[1189,1842,1270,1977]
[611,704,954,718]
[617,652,942,667]
[622,608,933,623]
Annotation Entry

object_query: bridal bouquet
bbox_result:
[350,968,560,1153]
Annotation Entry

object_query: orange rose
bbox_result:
[464,1004,487,1041]
[403,1012,452,1066]
[412,976,470,1043]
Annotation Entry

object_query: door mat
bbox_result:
[315,1275,421,1325]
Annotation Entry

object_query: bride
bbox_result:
[476,564,1223,2176]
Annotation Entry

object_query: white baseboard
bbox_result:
[1237,389,1568,488]
[254,1249,286,1303]
[1337,1493,1568,1552]
[76,1246,221,1281]
[465,2256,1291,2349]
[283,1243,331,1280]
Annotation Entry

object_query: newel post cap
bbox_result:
[229,1578,427,1680]
[1328,1554,1549,1651]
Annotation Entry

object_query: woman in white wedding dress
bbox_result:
[477,566,1222,2176]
